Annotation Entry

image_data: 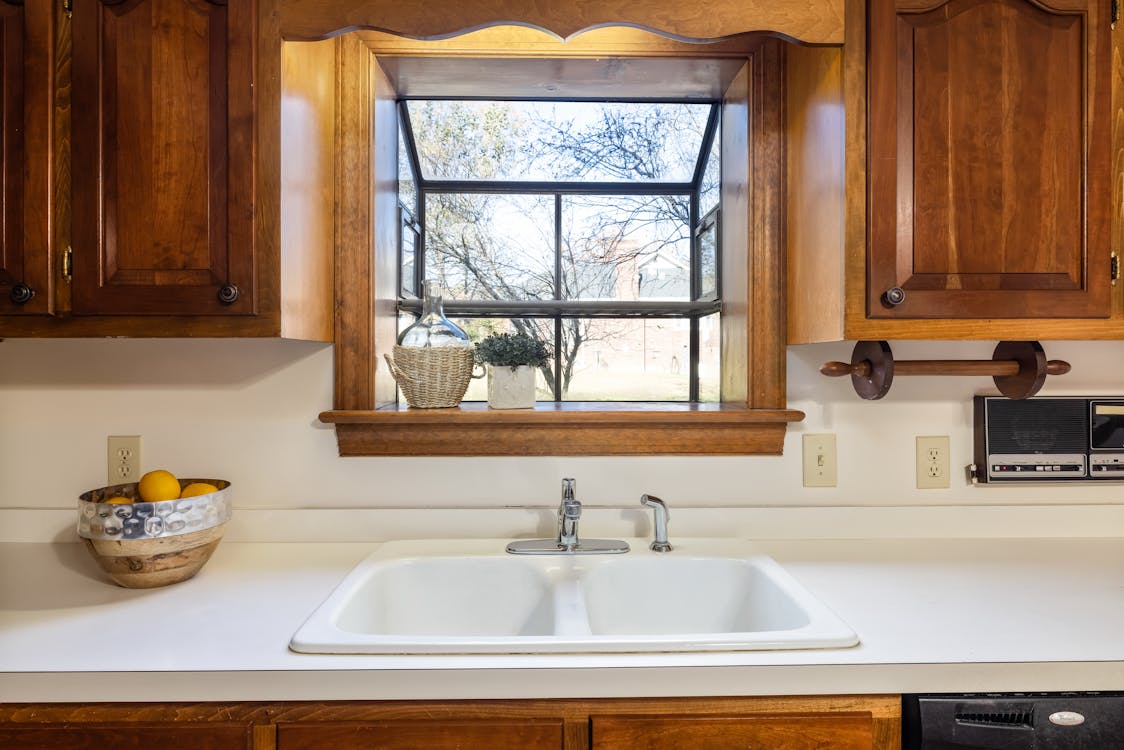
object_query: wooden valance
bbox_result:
[280,0,845,45]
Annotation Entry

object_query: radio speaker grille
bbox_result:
[987,399,1088,453]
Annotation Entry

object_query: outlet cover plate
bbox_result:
[802,433,837,488]
[916,435,950,489]
[107,435,142,486]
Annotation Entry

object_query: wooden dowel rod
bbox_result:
[820,359,1071,378]
[896,360,1020,376]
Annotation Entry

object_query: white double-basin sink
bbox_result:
[290,538,857,655]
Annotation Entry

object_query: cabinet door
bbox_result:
[0,722,252,750]
[71,0,255,316]
[867,0,1111,319]
[592,714,874,750]
[0,0,51,316]
[277,719,565,750]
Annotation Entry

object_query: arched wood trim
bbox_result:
[897,0,1088,15]
[279,0,844,45]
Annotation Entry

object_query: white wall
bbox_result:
[1,338,1122,509]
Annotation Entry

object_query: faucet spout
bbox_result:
[641,494,672,552]
[557,478,581,550]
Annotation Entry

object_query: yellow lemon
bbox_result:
[105,496,133,505]
[179,482,218,498]
[137,470,180,502]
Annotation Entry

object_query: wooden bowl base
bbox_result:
[82,524,226,589]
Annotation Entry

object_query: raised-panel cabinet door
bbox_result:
[277,720,566,750]
[868,0,1111,319]
[592,714,874,750]
[0,722,253,750]
[71,0,255,316]
[0,0,51,316]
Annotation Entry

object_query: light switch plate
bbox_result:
[802,433,837,487]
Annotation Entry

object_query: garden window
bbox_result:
[396,99,722,403]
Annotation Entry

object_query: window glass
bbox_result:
[563,318,691,401]
[454,317,555,401]
[398,118,417,210]
[407,100,712,183]
[697,212,718,301]
[698,312,720,402]
[562,195,691,301]
[424,193,555,301]
[699,129,721,216]
[400,217,418,298]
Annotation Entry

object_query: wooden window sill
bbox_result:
[320,403,806,456]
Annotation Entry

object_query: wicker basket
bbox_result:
[385,345,477,408]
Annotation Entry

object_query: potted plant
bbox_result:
[474,332,550,409]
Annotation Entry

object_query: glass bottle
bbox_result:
[397,280,472,348]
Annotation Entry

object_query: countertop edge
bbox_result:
[4,662,1124,703]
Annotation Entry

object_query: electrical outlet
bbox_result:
[802,433,837,487]
[916,435,950,489]
[107,435,142,485]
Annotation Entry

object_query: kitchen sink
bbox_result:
[334,557,556,637]
[289,539,857,654]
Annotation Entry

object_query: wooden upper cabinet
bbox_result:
[72,0,256,316]
[867,0,1112,319]
[0,0,52,316]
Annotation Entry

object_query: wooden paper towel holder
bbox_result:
[820,340,1070,400]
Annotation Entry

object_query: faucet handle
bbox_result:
[560,478,580,521]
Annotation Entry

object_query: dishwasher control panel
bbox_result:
[905,693,1124,749]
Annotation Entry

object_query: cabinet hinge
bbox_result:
[62,246,72,283]
[1113,251,1120,286]
[62,0,71,17]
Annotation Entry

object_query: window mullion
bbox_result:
[554,193,563,401]
[689,186,700,401]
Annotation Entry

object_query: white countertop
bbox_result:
[3,537,1124,701]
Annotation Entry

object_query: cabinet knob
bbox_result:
[9,283,34,305]
[217,284,240,304]
[881,287,906,307]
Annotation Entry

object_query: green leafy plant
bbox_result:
[474,332,551,369]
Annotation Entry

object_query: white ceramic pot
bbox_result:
[487,365,536,409]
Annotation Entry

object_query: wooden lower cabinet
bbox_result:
[593,713,873,749]
[278,719,564,750]
[0,696,901,750]
[0,722,253,750]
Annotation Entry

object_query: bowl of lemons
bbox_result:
[77,470,232,588]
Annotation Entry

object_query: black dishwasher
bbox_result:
[904,694,1124,749]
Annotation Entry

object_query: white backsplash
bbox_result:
[1,337,1123,510]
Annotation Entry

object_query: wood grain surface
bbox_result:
[71,0,256,317]
[280,0,845,45]
[0,696,901,750]
[866,0,1111,320]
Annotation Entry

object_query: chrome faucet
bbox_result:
[506,478,630,555]
[557,477,581,550]
[641,494,672,552]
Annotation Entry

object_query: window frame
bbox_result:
[320,33,803,456]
